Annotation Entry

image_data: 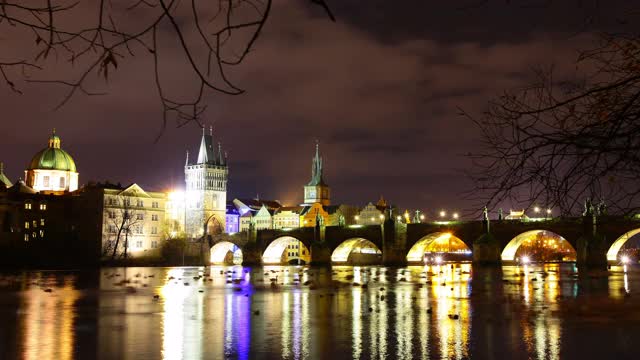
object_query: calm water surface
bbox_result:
[1,264,640,359]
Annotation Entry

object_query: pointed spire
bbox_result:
[196,126,215,164]
[218,142,224,165]
[185,150,189,166]
[307,141,325,186]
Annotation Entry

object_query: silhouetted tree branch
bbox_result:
[0,0,334,135]
[467,33,640,216]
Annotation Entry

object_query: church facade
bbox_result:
[184,128,228,240]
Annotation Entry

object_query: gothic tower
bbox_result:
[303,142,330,206]
[185,127,228,239]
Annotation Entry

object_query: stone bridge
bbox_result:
[208,215,640,267]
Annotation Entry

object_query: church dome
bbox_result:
[27,130,77,172]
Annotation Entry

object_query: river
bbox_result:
[0,264,639,359]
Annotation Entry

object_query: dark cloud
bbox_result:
[0,0,630,214]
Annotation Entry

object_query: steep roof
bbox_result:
[8,180,37,194]
[0,162,11,188]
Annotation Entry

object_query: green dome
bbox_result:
[27,131,77,172]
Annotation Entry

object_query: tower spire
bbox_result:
[185,150,189,166]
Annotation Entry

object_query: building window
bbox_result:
[151,240,158,249]
[151,227,158,235]
[59,177,65,188]
[152,201,159,209]
[25,202,32,210]
[136,240,143,248]
[43,176,50,187]
[24,234,29,242]
[134,225,143,234]
[136,214,144,221]
[108,211,116,219]
[40,219,45,226]
[108,225,117,233]
[137,200,144,207]
[123,198,131,207]
[39,230,44,237]
[39,203,47,211]
[152,214,158,221]
[24,222,29,229]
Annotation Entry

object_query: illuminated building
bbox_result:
[24,130,79,194]
[505,209,529,221]
[272,206,304,229]
[225,203,240,234]
[84,183,167,257]
[184,128,228,239]
[355,202,386,225]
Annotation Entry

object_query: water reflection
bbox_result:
[22,275,79,360]
[1,264,640,359]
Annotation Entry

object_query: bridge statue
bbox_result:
[482,206,489,220]
[597,199,607,216]
[316,210,324,226]
[583,198,595,217]
[498,208,503,221]
[338,214,345,227]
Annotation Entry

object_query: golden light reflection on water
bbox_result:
[9,263,640,359]
[22,277,79,360]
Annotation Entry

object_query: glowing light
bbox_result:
[452,213,459,220]
[435,256,443,264]
[521,256,530,264]
[420,214,425,220]
[534,206,540,213]
[439,211,446,217]
[331,238,382,263]
[355,215,359,221]
[546,209,552,214]
[168,190,185,201]
[621,255,630,264]
[371,217,375,221]
[379,214,385,220]
[396,216,402,221]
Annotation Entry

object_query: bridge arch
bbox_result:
[262,236,311,265]
[210,241,243,265]
[606,228,640,262]
[406,232,471,264]
[501,230,576,262]
[330,238,382,265]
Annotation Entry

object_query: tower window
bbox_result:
[25,202,32,210]
[43,176,50,187]
[59,177,65,188]
[40,203,47,211]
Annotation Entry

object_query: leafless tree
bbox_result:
[467,32,640,216]
[0,0,333,135]
[106,195,142,259]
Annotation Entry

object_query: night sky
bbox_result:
[0,1,632,216]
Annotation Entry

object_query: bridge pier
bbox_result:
[577,214,608,268]
[382,220,407,265]
[473,233,501,265]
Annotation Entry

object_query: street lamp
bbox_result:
[420,214,425,221]
[534,206,540,213]
[452,212,459,220]
[439,210,446,218]
[396,215,402,222]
